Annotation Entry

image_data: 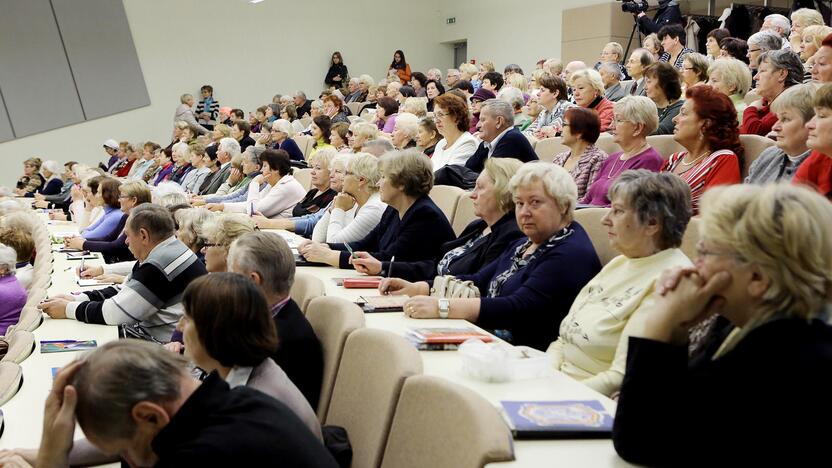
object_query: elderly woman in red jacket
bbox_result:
[570,69,614,133]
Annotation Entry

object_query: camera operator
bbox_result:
[631,0,683,35]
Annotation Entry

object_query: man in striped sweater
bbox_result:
[39,204,207,342]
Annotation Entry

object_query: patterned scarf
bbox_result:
[487,226,574,298]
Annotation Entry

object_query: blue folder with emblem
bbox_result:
[500,400,613,439]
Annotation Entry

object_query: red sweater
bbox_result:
[793,150,832,198]
[115,159,135,177]
[741,101,777,136]
[593,98,615,133]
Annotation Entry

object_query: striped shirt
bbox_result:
[661,150,741,214]
[552,145,609,200]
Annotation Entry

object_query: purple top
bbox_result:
[580,146,664,207]
[380,113,398,133]
[0,275,27,335]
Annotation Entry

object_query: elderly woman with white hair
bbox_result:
[348,121,379,152]
[742,49,805,136]
[391,162,601,351]
[36,160,65,196]
[582,97,664,206]
[570,69,614,132]
[707,58,753,122]
[497,86,530,129]
[391,112,420,149]
[266,119,304,162]
[312,152,387,243]
[292,149,337,217]
[613,183,832,466]
[746,84,815,184]
[551,170,693,397]
[198,213,256,272]
[0,243,26,335]
[791,7,825,50]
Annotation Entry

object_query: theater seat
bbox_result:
[290,272,326,314]
[574,207,620,266]
[0,362,23,407]
[1,330,35,364]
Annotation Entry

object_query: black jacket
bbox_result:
[325,63,349,88]
[272,299,324,409]
[329,195,455,273]
[390,212,524,282]
[613,316,832,467]
[297,99,313,118]
[636,0,683,35]
[464,128,538,173]
[152,372,337,467]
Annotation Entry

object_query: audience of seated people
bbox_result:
[7,15,832,464]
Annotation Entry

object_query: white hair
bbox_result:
[172,142,190,157]
[427,68,443,81]
[765,13,791,37]
[394,112,420,139]
[747,31,783,51]
[272,119,295,137]
[0,244,18,274]
[41,160,62,178]
[218,137,241,158]
[497,86,525,110]
[153,181,186,205]
[509,162,578,223]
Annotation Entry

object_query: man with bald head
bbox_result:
[561,61,588,103]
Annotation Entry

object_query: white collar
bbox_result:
[485,127,512,153]
[225,366,254,388]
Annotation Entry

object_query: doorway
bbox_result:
[453,41,467,67]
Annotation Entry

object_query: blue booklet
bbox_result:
[40,340,98,354]
[500,400,613,439]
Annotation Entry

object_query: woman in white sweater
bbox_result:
[312,153,387,243]
[548,170,693,397]
[430,93,478,171]
[214,149,305,219]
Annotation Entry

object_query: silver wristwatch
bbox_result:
[438,298,450,319]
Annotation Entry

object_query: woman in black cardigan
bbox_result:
[299,149,455,270]
[324,51,349,89]
[612,183,832,467]
[354,158,524,280]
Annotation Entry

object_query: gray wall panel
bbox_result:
[0,0,85,137]
[0,91,14,143]
[51,0,150,120]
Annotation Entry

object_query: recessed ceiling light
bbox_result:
[249,0,264,4]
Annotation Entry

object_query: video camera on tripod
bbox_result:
[618,0,649,14]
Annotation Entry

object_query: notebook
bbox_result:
[500,400,613,439]
[65,251,97,260]
[406,327,494,350]
[357,295,407,312]
[342,277,382,289]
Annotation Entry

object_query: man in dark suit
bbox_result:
[200,137,239,195]
[293,91,313,118]
[228,231,324,409]
[466,99,538,173]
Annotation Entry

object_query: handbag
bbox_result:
[430,275,480,299]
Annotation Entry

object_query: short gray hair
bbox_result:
[271,118,295,137]
[245,146,265,164]
[0,244,17,274]
[771,83,819,122]
[765,13,791,37]
[497,87,525,110]
[614,96,659,135]
[127,204,176,241]
[347,152,382,193]
[362,138,395,156]
[427,68,443,81]
[599,61,622,79]
[218,137,241,158]
[228,231,295,296]
[294,90,307,99]
[632,48,655,67]
[747,31,783,52]
[708,58,753,97]
[481,99,515,129]
[607,170,692,250]
[759,49,805,87]
[509,162,577,224]
[71,340,189,439]
[41,160,62,176]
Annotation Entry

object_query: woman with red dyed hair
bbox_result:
[662,85,742,214]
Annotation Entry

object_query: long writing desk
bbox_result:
[281,229,633,467]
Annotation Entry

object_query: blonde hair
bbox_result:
[791,8,824,29]
[771,83,819,122]
[708,58,753,97]
[200,213,256,247]
[119,180,152,204]
[483,158,523,213]
[350,121,379,141]
[506,73,529,92]
[347,153,381,193]
[307,147,336,171]
[508,162,577,224]
[570,69,605,97]
[175,208,215,251]
[603,42,624,61]
[212,124,231,139]
[393,112,420,140]
[402,97,428,117]
[684,52,711,82]
[802,25,832,52]
[459,63,478,76]
[480,61,495,72]
[614,96,659,135]
[700,184,832,353]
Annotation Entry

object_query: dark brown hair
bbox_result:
[183,273,277,368]
[538,73,568,100]
[644,62,683,101]
[564,107,602,144]
[377,96,400,117]
[99,178,122,209]
[313,115,332,143]
[260,149,292,177]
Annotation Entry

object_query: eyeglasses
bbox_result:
[748,48,761,53]
[203,243,226,248]
[695,240,745,262]
[612,117,632,124]
[434,111,448,119]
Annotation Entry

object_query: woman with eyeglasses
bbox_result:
[266,119,304,162]
[612,183,832,467]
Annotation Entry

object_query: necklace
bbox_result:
[680,150,710,167]
[607,143,648,178]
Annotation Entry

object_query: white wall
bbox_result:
[434,0,613,74]
[0,0,449,186]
